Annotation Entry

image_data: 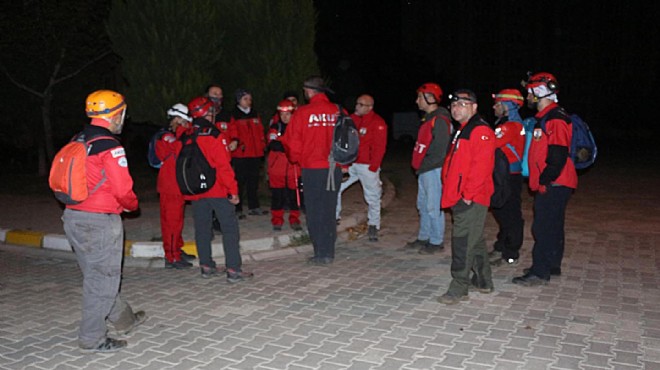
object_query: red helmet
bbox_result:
[492,89,524,107]
[187,96,213,119]
[417,83,443,103]
[523,72,559,92]
[276,99,296,112]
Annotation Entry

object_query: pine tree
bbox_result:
[106,0,223,123]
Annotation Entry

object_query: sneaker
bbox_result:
[437,293,468,305]
[291,223,303,231]
[248,208,268,216]
[273,225,282,231]
[404,239,428,249]
[80,338,127,354]
[512,272,549,286]
[491,257,519,267]
[226,268,254,284]
[418,242,444,254]
[180,251,196,261]
[367,225,378,242]
[114,311,147,336]
[165,259,192,269]
[200,265,218,278]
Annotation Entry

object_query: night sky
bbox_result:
[313,1,660,157]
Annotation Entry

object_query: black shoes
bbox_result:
[307,256,334,266]
[248,208,269,216]
[226,268,254,284]
[80,338,127,354]
[418,242,444,254]
[404,239,428,249]
[367,225,378,242]
[512,272,550,286]
[523,267,561,276]
[165,259,192,269]
[180,251,196,261]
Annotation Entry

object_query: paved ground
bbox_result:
[1,154,660,369]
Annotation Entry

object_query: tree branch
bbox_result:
[52,49,112,85]
[0,62,45,98]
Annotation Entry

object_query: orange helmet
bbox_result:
[187,96,214,119]
[276,99,296,112]
[85,90,126,119]
[417,83,443,103]
[522,72,559,92]
[492,89,524,107]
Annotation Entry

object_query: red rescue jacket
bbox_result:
[67,122,138,214]
[227,108,265,158]
[494,119,525,174]
[352,110,387,172]
[441,115,495,208]
[155,126,186,195]
[528,103,578,191]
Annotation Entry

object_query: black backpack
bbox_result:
[176,129,217,195]
[326,105,359,190]
[490,148,512,209]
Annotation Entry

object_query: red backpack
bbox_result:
[49,133,116,204]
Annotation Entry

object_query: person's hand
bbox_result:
[228,140,238,151]
[228,194,240,205]
[341,167,349,174]
[463,199,472,205]
[538,185,547,194]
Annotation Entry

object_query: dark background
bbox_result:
[1,0,658,175]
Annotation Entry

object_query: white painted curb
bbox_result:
[0,228,8,243]
[42,234,72,252]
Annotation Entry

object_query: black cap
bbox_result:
[302,75,335,94]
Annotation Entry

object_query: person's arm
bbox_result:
[539,118,570,185]
[369,117,388,172]
[102,147,138,211]
[462,126,495,203]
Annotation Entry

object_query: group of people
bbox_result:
[404,72,577,305]
[59,71,575,353]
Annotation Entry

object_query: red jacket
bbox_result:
[227,108,265,158]
[282,93,340,169]
[352,110,387,172]
[495,120,525,174]
[267,121,300,189]
[155,126,186,195]
[528,103,578,191]
[411,108,452,173]
[181,119,239,201]
[68,123,138,214]
[441,115,495,208]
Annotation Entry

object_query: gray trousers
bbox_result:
[63,209,134,348]
[192,197,242,270]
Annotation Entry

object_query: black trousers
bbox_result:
[530,185,572,279]
[232,157,261,212]
[271,188,299,211]
[302,167,341,259]
[491,174,524,260]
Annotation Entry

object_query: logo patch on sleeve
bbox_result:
[111,148,126,158]
[118,157,128,167]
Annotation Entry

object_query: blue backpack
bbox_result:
[521,112,597,176]
[147,128,170,169]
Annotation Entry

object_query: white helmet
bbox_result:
[167,103,192,122]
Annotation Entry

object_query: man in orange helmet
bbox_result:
[62,90,145,353]
[489,89,526,267]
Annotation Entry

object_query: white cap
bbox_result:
[167,103,192,122]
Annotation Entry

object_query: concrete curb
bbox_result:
[1,176,396,264]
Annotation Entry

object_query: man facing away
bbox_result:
[336,94,387,241]
[62,90,146,353]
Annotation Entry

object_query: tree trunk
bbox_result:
[42,88,55,163]
[38,145,46,177]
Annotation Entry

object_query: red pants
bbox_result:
[159,192,185,262]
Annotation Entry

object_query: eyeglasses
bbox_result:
[356,102,372,107]
[450,101,474,108]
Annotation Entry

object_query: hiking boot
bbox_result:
[488,250,502,263]
[404,239,428,250]
[226,268,254,284]
[180,251,196,261]
[80,338,127,354]
[523,267,561,276]
[512,272,549,286]
[437,292,468,305]
[418,242,444,254]
[114,311,147,336]
[291,223,303,231]
[367,225,378,242]
[165,259,192,269]
[200,265,220,278]
[248,208,269,216]
[491,257,519,267]
[273,225,282,231]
